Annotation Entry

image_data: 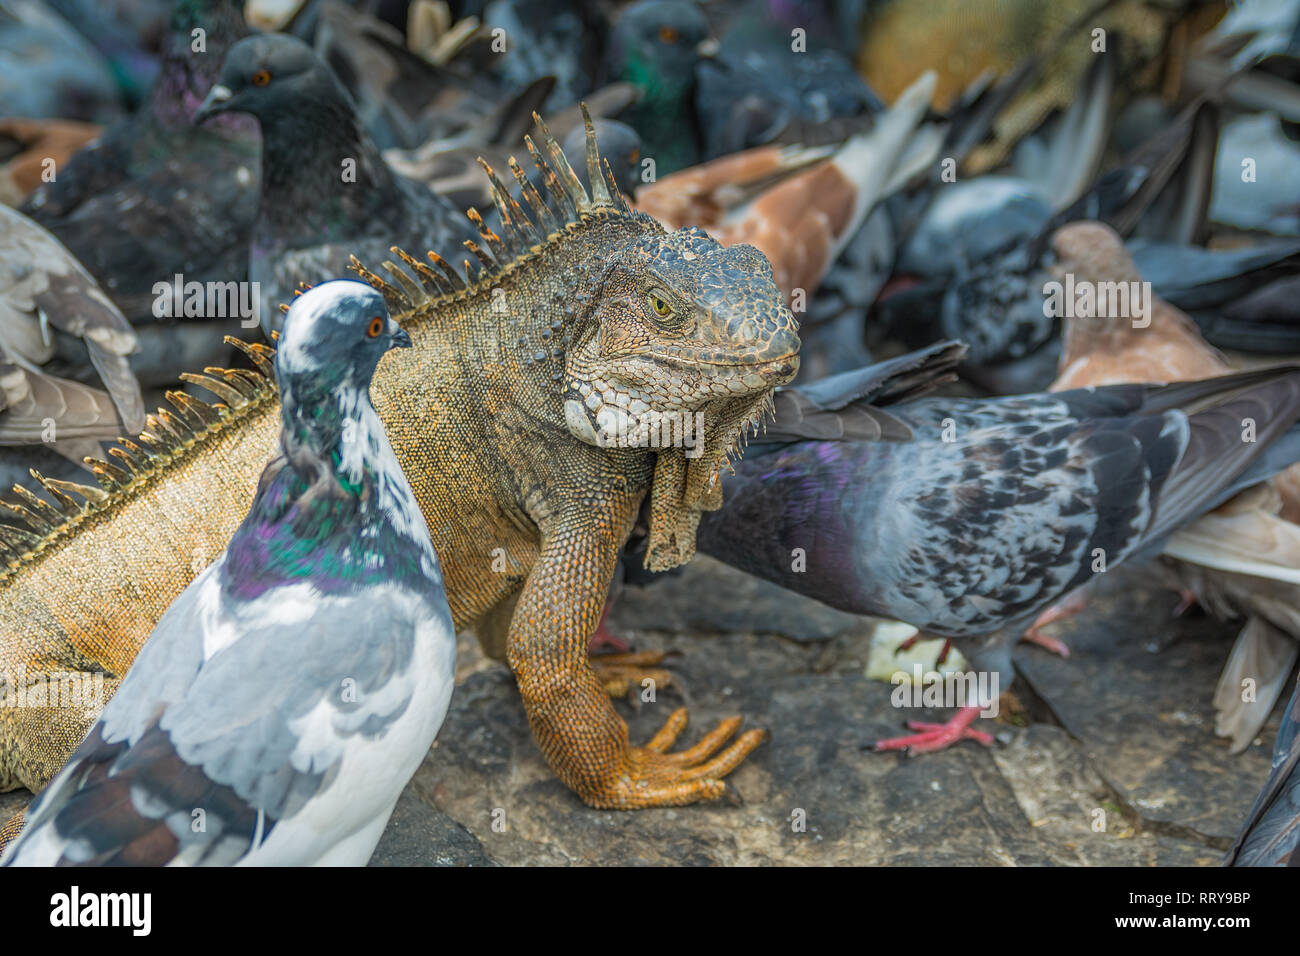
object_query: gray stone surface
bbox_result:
[369,790,495,867]
[1012,581,1282,848]
[609,556,872,641]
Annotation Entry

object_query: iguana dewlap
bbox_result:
[0,113,799,810]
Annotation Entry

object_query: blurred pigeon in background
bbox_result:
[194,32,476,334]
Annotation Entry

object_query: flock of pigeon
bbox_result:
[1,0,1300,866]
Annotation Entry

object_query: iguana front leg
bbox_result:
[508,501,765,808]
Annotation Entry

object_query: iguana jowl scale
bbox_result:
[0,113,800,810]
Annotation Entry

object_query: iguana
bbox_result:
[0,113,800,816]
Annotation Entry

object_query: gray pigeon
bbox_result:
[0,204,144,489]
[690,345,1300,753]
[194,32,477,334]
[1,280,456,866]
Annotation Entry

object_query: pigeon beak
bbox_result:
[391,327,412,349]
[194,84,233,124]
[696,37,720,59]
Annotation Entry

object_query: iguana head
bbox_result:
[562,225,799,452]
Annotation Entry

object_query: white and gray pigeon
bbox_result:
[193,32,478,335]
[1,280,457,866]
[690,343,1300,752]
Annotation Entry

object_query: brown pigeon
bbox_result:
[1049,220,1300,752]
[0,118,102,207]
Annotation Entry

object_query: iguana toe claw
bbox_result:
[644,705,690,751]
[585,708,766,808]
[658,712,742,765]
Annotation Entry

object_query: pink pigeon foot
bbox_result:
[588,602,631,653]
[1172,588,1199,618]
[1020,590,1090,657]
[873,705,994,754]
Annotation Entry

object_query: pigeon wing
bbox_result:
[0,205,143,433]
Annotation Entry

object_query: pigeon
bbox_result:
[880,94,1225,395]
[602,0,717,175]
[693,0,883,161]
[0,280,457,867]
[1048,221,1300,752]
[386,84,637,214]
[194,32,477,334]
[1226,673,1300,866]
[690,343,1300,753]
[0,0,124,123]
[480,0,599,113]
[22,0,261,388]
[873,50,1124,385]
[0,203,144,489]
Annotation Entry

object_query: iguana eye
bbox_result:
[252,69,271,87]
[367,316,384,338]
[647,294,674,321]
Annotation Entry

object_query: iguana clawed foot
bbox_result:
[592,708,766,808]
[589,649,678,698]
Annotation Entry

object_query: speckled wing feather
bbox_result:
[762,340,965,443]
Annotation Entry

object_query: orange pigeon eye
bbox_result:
[367,316,384,338]
[252,69,271,87]
[658,26,679,44]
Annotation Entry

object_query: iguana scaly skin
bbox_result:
[0,114,799,811]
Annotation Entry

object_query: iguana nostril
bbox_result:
[769,329,800,357]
